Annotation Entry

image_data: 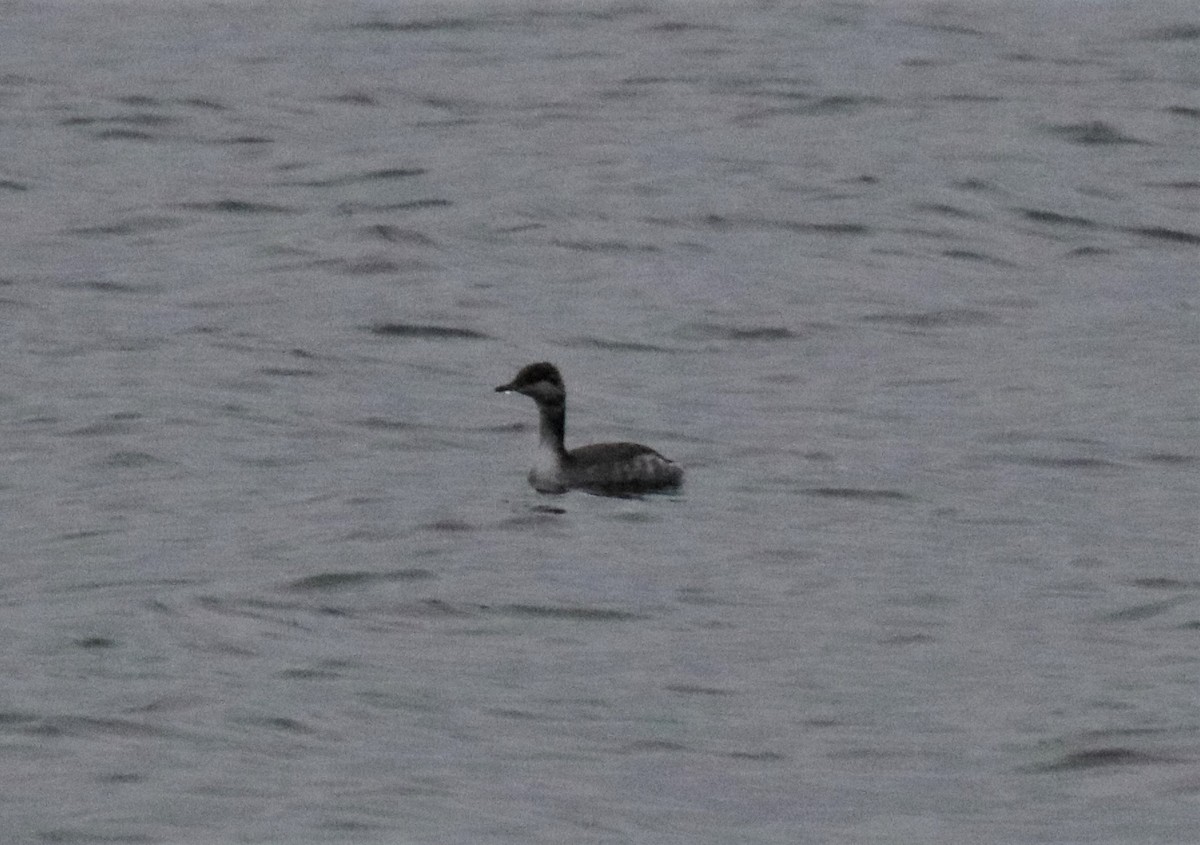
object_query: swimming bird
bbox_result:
[495,362,684,497]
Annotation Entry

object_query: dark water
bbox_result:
[2,1,1198,842]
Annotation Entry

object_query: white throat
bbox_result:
[529,440,566,493]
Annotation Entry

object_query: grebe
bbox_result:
[495,362,684,497]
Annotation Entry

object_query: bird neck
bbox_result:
[537,400,568,457]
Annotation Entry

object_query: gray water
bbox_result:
[2,1,1198,842]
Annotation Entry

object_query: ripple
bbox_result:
[365,224,437,246]
[101,450,170,468]
[315,256,406,276]
[0,711,39,729]
[860,308,997,329]
[1034,747,1178,772]
[179,199,297,214]
[218,135,273,145]
[1098,598,1188,622]
[244,715,314,734]
[259,366,318,377]
[550,238,660,253]
[325,90,378,106]
[1142,24,1200,42]
[566,336,677,353]
[368,323,488,340]
[347,17,483,33]
[278,665,346,681]
[941,249,1017,267]
[725,749,786,761]
[287,570,436,591]
[27,715,166,739]
[497,506,567,527]
[982,431,1103,447]
[680,323,797,341]
[337,198,452,214]
[912,202,983,220]
[1017,208,1096,228]
[91,128,157,141]
[1123,226,1200,246]
[100,772,147,784]
[1136,452,1197,465]
[37,828,159,844]
[665,683,734,696]
[417,518,474,533]
[68,216,181,237]
[619,739,690,753]
[953,177,998,192]
[646,20,727,34]
[1045,120,1144,145]
[282,167,425,188]
[180,97,227,110]
[66,279,144,293]
[499,604,644,622]
[787,220,869,235]
[802,487,910,501]
[692,213,870,236]
[350,417,435,431]
[782,94,885,114]
[114,95,161,107]
[61,112,179,128]
[997,455,1122,470]
[1131,577,1200,590]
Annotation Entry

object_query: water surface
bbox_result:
[1,1,1198,842]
